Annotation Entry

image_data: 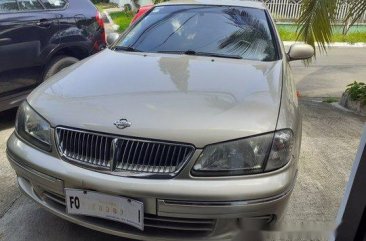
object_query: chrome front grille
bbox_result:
[55,127,195,175]
[144,215,216,233]
[56,128,113,169]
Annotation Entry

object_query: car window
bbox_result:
[18,0,43,10]
[0,0,18,12]
[117,5,278,61]
[40,0,67,9]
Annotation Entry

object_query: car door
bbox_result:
[0,0,60,99]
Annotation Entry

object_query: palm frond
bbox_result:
[344,0,366,30]
[296,0,338,55]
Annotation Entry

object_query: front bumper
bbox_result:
[7,132,297,240]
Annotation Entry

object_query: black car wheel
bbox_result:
[43,55,79,81]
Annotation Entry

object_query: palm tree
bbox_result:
[297,0,366,54]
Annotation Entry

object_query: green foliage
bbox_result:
[296,0,337,54]
[277,27,298,41]
[91,0,109,4]
[94,2,118,12]
[277,25,366,43]
[345,0,366,29]
[346,81,366,103]
[297,0,366,55]
[322,97,339,103]
[153,0,168,3]
[331,32,366,43]
[124,4,132,11]
[109,11,134,32]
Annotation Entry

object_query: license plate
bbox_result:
[65,189,144,230]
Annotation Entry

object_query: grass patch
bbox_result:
[323,97,339,103]
[277,26,298,41]
[277,25,366,43]
[109,11,134,32]
[95,2,118,12]
[332,32,366,43]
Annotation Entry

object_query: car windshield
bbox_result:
[115,5,279,61]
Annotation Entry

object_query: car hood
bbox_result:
[28,49,283,148]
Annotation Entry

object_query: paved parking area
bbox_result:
[292,47,366,97]
[0,109,20,217]
[284,99,365,222]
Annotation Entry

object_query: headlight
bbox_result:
[192,130,294,176]
[15,102,51,151]
[265,130,294,172]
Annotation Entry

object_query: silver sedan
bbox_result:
[7,0,314,240]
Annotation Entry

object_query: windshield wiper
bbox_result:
[114,46,142,52]
[157,50,184,54]
[157,50,242,59]
[186,51,243,59]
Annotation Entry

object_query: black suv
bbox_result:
[0,0,106,112]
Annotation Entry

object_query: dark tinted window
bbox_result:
[40,0,67,9]
[117,5,278,61]
[18,0,43,10]
[0,0,18,12]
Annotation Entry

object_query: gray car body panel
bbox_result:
[28,50,283,148]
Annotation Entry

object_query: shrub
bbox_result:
[123,4,132,11]
[154,0,168,3]
[346,81,366,103]
[91,0,109,4]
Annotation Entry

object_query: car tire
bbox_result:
[43,56,79,81]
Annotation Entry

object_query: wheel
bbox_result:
[43,55,79,81]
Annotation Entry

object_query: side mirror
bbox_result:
[106,32,120,46]
[287,43,314,61]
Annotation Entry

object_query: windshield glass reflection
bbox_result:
[116,5,278,61]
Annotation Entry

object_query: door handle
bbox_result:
[0,38,12,45]
[36,19,52,27]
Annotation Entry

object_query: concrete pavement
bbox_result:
[292,47,366,97]
[0,109,20,218]
[284,99,365,222]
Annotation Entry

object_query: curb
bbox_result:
[331,102,366,116]
[305,97,366,116]
[283,41,366,48]
[331,103,354,113]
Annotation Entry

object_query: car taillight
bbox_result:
[96,11,106,44]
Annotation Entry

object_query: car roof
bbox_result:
[157,0,267,9]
